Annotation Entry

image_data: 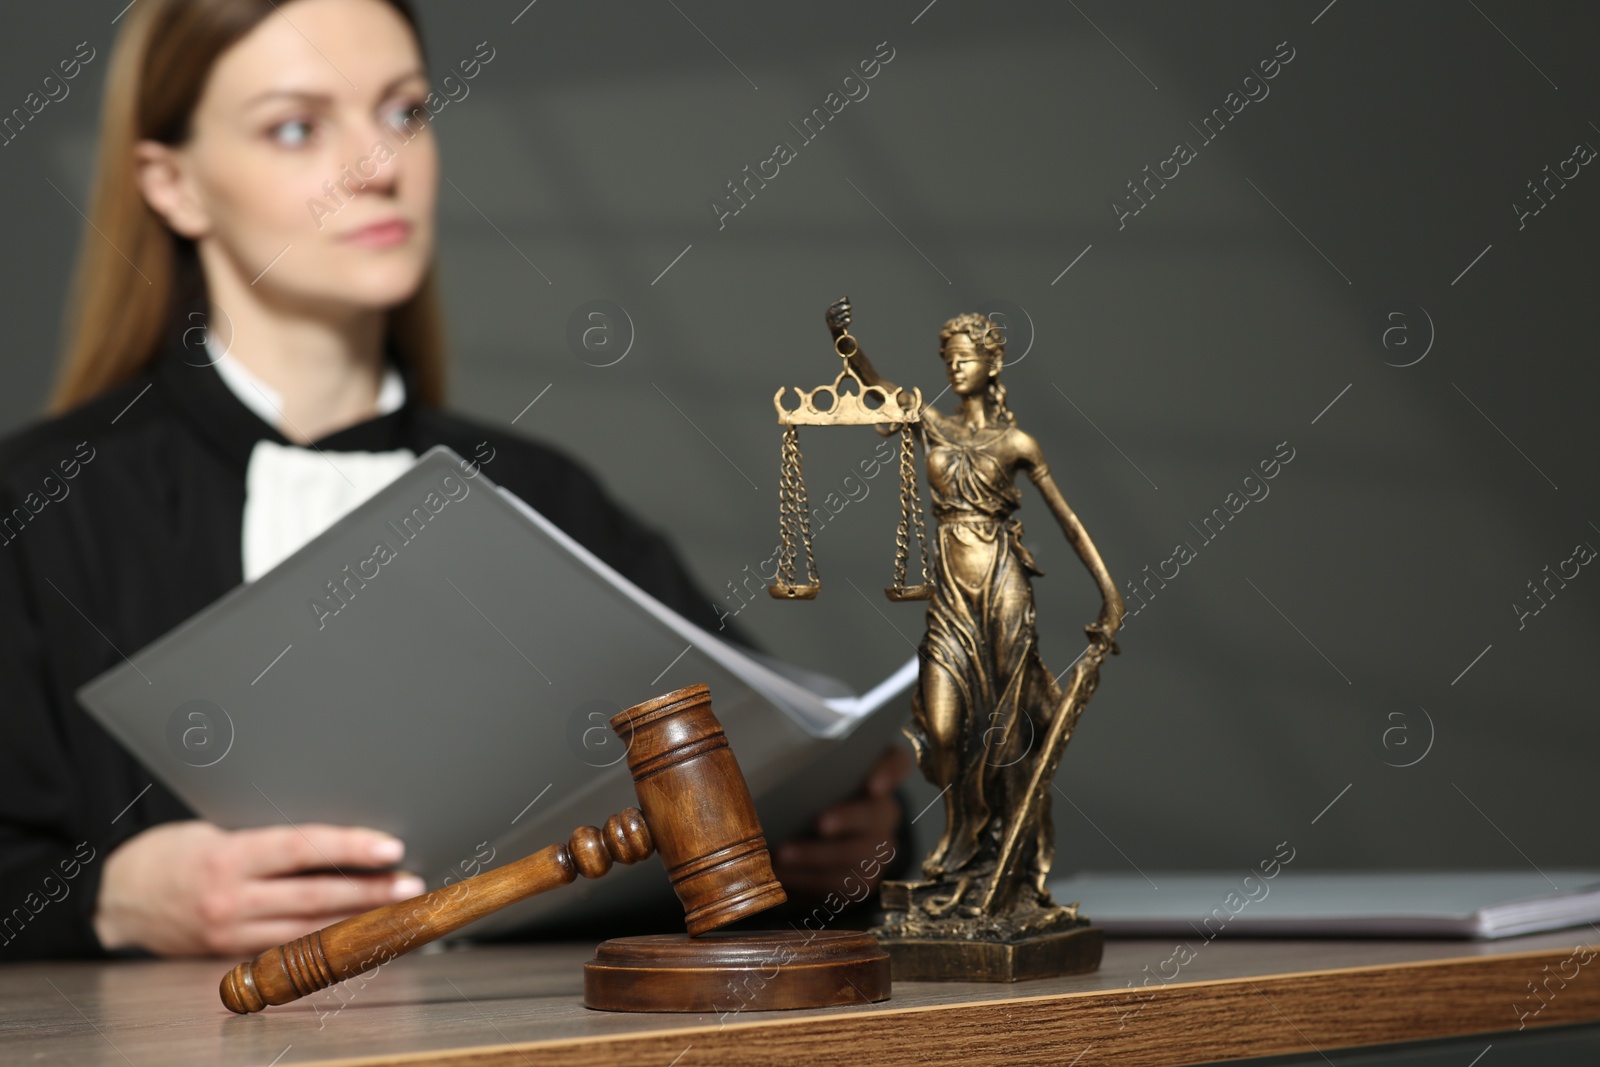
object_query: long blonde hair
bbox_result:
[49,0,447,414]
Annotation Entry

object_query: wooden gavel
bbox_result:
[219,683,788,1013]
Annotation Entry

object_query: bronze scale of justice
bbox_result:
[218,684,890,1014]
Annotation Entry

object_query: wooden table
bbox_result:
[3,931,1597,1066]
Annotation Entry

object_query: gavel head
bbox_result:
[612,683,787,935]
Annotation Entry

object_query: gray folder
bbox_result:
[78,445,915,936]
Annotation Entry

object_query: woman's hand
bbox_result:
[771,745,913,900]
[93,820,424,957]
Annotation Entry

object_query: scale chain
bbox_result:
[775,425,819,589]
[891,423,929,594]
[906,427,932,588]
[775,427,795,587]
[792,429,819,585]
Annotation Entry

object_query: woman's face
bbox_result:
[942,334,995,397]
[144,0,437,315]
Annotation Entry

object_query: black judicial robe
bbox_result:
[0,331,754,960]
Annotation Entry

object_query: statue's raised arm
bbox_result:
[825,296,933,427]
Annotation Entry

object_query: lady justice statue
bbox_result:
[820,298,1126,980]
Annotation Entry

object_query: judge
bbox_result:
[0,0,910,961]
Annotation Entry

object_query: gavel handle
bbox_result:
[219,809,653,1014]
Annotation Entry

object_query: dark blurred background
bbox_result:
[3,0,1596,940]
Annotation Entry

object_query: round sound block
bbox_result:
[584,929,890,1013]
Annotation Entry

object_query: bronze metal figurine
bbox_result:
[769,298,1126,980]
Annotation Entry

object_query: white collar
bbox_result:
[205,335,406,431]
[241,439,417,581]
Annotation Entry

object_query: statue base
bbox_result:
[874,878,1103,982]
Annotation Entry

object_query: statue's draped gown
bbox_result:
[909,415,1063,903]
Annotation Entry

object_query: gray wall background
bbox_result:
[3,1,1597,893]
